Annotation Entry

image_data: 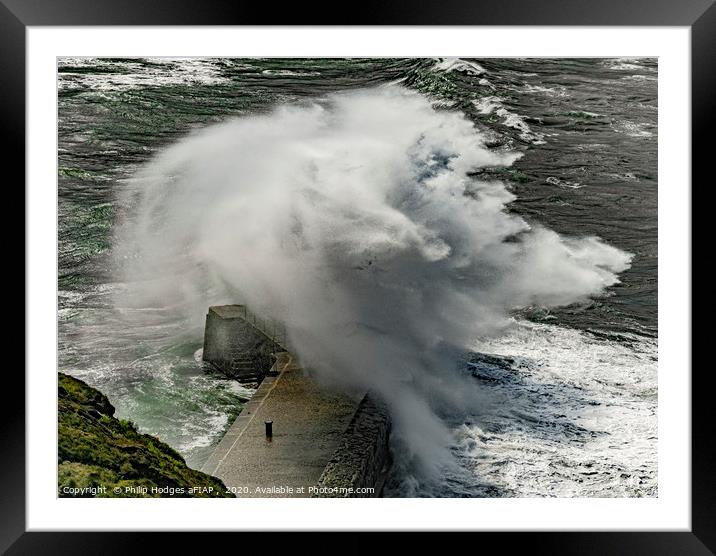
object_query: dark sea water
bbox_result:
[58,58,657,496]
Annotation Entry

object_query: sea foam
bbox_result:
[115,86,632,478]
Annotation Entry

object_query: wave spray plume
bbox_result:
[115,87,632,480]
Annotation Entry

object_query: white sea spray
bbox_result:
[114,86,632,478]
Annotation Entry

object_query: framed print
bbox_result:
[9,0,711,551]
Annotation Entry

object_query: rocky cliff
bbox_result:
[58,372,233,498]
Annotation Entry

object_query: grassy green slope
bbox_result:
[58,372,233,498]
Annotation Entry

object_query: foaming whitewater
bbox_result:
[114,86,632,481]
[387,320,658,497]
[432,58,486,76]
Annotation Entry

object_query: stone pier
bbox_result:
[202,305,282,381]
[201,306,392,497]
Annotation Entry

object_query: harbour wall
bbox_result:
[201,305,392,497]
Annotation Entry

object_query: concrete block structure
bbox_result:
[202,305,283,381]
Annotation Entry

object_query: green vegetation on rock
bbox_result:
[58,372,233,498]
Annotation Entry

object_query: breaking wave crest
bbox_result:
[115,86,632,480]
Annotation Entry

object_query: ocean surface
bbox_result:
[57,58,657,496]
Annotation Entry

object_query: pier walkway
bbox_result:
[201,353,362,497]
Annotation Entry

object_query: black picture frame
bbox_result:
[7,0,711,552]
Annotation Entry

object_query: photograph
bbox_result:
[56,56,658,499]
